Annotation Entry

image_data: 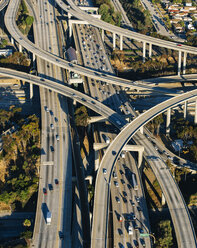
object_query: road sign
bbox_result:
[140,233,150,237]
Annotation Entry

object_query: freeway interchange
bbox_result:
[1,0,197,247]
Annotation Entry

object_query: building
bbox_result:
[0,49,12,57]
[66,47,78,64]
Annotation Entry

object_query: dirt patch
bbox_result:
[0,201,11,212]
[143,166,162,209]
[0,160,7,183]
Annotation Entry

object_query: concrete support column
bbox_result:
[162,193,166,206]
[166,108,171,134]
[149,43,152,58]
[69,24,72,39]
[30,83,33,100]
[120,35,123,51]
[19,44,22,53]
[184,101,188,119]
[138,150,143,168]
[101,29,104,41]
[178,50,182,76]
[11,37,14,45]
[194,98,197,124]
[140,126,143,134]
[113,33,116,50]
[32,53,36,67]
[95,150,100,171]
[68,13,72,19]
[183,52,187,75]
[143,42,146,63]
[73,99,77,105]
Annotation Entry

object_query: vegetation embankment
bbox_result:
[110,48,197,79]
[119,0,154,33]
[0,52,30,71]
[94,0,122,26]
[0,39,8,49]
[0,107,40,212]
[16,0,34,35]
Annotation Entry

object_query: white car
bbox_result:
[50,124,54,130]
[56,135,60,141]
[103,168,107,174]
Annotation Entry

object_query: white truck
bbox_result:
[128,226,133,235]
[46,211,52,225]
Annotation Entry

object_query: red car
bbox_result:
[43,188,47,195]
[177,44,182,46]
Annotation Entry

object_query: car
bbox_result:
[45,106,49,112]
[177,44,182,46]
[113,171,117,178]
[50,124,54,129]
[50,146,54,152]
[137,206,142,211]
[43,188,47,195]
[103,168,107,174]
[54,179,59,185]
[116,196,120,203]
[121,179,125,185]
[117,228,123,236]
[114,181,119,187]
[112,150,116,155]
[40,78,45,81]
[131,201,135,207]
[123,197,127,203]
[81,98,86,102]
[50,110,53,116]
[139,228,144,234]
[123,191,127,197]
[56,135,60,141]
[119,169,124,175]
[69,63,74,67]
[48,184,53,191]
[59,231,64,240]
[72,93,76,96]
[136,196,140,203]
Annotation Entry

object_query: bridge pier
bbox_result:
[69,24,72,39]
[143,42,146,63]
[183,52,187,75]
[19,44,22,53]
[166,108,171,134]
[11,37,14,45]
[178,50,182,76]
[120,35,123,51]
[162,193,166,206]
[94,150,100,171]
[149,43,152,58]
[195,99,197,124]
[113,33,116,50]
[101,29,104,41]
[30,83,33,100]
[140,126,143,135]
[184,101,188,119]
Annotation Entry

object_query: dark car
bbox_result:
[55,179,59,185]
[48,184,53,191]
[59,231,64,240]
[43,188,47,195]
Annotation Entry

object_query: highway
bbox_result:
[4,0,187,95]
[30,0,73,247]
[91,88,197,248]
[3,0,197,247]
[0,0,8,11]
[73,22,151,247]
[56,0,197,55]
[0,69,196,248]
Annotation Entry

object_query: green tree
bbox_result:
[23,219,31,227]
[155,220,173,247]
[153,114,164,135]
[25,16,34,26]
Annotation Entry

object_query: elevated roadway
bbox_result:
[56,0,197,55]
[4,0,186,95]
[0,0,8,11]
[91,89,197,248]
